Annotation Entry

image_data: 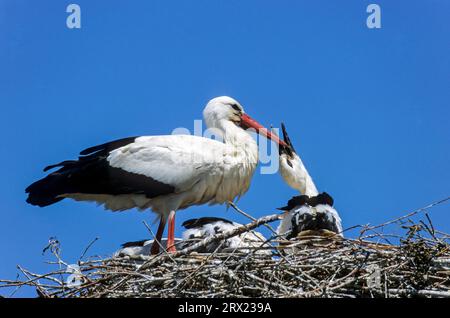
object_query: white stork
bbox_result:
[181,217,269,254]
[113,238,183,258]
[277,123,343,238]
[114,216,269,257]
[26,96,286,254]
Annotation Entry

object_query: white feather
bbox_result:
[182,219,269,254]
[279,152,318,197]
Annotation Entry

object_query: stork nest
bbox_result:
[1,199,449,298]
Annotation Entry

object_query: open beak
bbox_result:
[240,114,287,147]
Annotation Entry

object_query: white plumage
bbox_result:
[70,134,258,212]
[26,96,285,255]
[182,217,270,254]
[277,203,343,238]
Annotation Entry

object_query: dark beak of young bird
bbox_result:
[279,122,296,167]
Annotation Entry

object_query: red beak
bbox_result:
[240,114,287,147]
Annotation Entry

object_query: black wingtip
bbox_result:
[25,175,66,207]
[79,136,138,156]
[120,239,149,248]
[79,146,98,156]
[182,217,234,229]
[43,164,60,172]
[43,160,77,172]
[277,195,309,211]
[277,193,334,211]
[320,192,334,206]
[25,193,64,207]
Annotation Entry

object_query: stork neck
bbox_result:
[294,154,319,197]
[215,120,259,163]
[303,175,319,197]
[222,120,256,144]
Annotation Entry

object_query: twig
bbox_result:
[79,237,99,261]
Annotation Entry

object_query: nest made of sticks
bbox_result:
[1,199,449,298]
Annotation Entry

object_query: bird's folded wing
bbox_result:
[107,135,228,192]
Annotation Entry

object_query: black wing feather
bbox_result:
[277,195,309,211]
[120,239,149,248]
[26,137,175,207]
[182,217,234,229]
[79,137,138,156]
[278,192,334,211]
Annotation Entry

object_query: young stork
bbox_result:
[277,124,343,238]
[25,96,286,254]
[181,217,269,254]
[113,238,183,258]
[114,216,268,257]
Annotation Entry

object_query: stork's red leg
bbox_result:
[150,217,166,255]
[166,210,177,253]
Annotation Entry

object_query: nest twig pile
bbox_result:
[1,199,449,298]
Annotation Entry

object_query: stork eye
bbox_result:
[230,104,241,112]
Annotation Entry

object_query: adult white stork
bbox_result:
[277,123,343,238]
[26,96,286,254]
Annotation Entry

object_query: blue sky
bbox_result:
[0,1,449,297]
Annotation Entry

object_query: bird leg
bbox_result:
[166,210,177,253]
[150,217,167,255]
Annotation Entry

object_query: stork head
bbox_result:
[203,96,287,146]
[278,122,319,197]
